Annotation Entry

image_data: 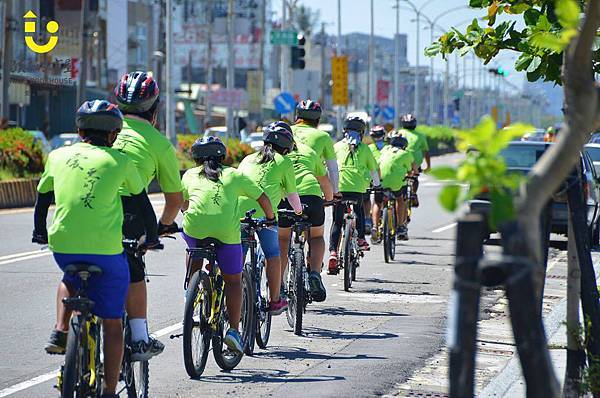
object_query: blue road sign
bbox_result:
[373,104,381,118]
[274,92,296,114]
[382,106,395,121]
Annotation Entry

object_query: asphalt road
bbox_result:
[0,153,463,398]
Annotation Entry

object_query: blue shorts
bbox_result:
[181,233,244,276]
[53,252,130,319]
[241,224,280,260]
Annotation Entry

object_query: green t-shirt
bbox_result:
[368,142,386,164]
[237,151,297,218]
[291,123,336,162]
[182,166,263,244]
[113,117,182,194]
[285,142,327,197]
[380,146,415,191]
[403,129,429,167]
[37,142,144,255]
[334,140,378,193]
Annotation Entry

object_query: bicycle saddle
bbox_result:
[64,263,103,276]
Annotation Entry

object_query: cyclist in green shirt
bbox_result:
[291,100,340,194]
[279,126,334,301]
[366,125,387,241]
[328,116,380,274]
[377,130,417,240]
[181,137,275,353]
[112,71,184,360]
[32,100,160,397]
[238,122,302,314]
[399,114,430,208]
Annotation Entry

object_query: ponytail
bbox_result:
[258,143,276,164]
[196,156,224,182]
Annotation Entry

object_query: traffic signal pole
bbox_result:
[336,0,343,139]
[1,0,13,120]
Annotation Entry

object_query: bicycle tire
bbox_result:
[213,267,252,370]
[123,320,149,398]
[183,270,211,378]
[285,256,297,330]
[342,222,353,291]
[389,206,397,261]
[383,208,391,264]
[244,264,257,356]
[293,249,305,336]
[62,316,84,398]
[256,259,272,349]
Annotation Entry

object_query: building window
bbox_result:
[136,24,148,66]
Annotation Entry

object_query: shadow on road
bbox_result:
[398,250,451,257]
[358,288,438,296]
[310,306,408,317]
[360,277,431,285]
[195,368,345,384]
[301,326,398,341]
[254,346,386,362]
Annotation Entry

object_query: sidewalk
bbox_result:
[389,249,599,397]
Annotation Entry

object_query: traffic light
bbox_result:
[291,34,306,70]
[488,67,509,77]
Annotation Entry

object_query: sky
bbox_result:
[272,0,526,89]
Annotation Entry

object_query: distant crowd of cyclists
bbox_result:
[31,71,431,397]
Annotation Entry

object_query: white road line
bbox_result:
[432,223,458,234]
[0,320,183,397]
[0,252,52,266]
[0,249,49,261]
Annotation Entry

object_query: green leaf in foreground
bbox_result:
[439,184,462,212]
[429,166,457,181]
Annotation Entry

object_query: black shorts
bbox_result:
[121,196,146,283]
[278,195,325,228]
[373,191,384,203]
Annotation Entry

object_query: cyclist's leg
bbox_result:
[351,193,366,239]
[216,244,244,331]
[304,195,326,273]
[46,279,76,353]
[277,227,292,274]
[103,318,124,394]
[363,193,372,231]
[371,191,384,235]
[397,186,408,225]
[328,196,346,253]
[257,225,286,310]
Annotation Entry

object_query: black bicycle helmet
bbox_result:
[114,71,160,113]
[76,100,123,132]
[295,99,322,121]
[344,115,366,134]
[191,136,226,159]
[400,114,417,130]
[370,125,386,140]
[388,130,408,149]
[263,121,295,152]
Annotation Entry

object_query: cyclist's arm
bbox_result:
[370,170,381,187]
[161,191,184,225]
[33,191,53,239]
[156,142,184,224]
[131,190,159,244]
[257,193,275,220]
[286,192,303,214]
[325,159,339,194]
[423,151,431,171]
[316,175,334,202]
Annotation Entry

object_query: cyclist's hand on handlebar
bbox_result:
[140,239,164,252]
[264,216,278,227]
[32,230,48,245]
[333,192,343,200]
[158,221,179,236]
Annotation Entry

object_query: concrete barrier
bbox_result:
[0,178,40,208]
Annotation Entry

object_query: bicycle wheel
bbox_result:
[213,267,253,370]
[285,256,297,330]
[342,222,353,291]
[183,270,211,378]
[292,249,305,336]
[383,207,391,264]
[122,319,149,398]
[256,259,272,349]
[389,206,397,261]
[62,316,85,398]
[244,264,257,356]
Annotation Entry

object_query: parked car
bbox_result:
[50,133,81,150]
[27,130,52,154]
[585,143,600,176]
[203,126,228,140]
[247,132,264,150]
[469,141,600,244]
[520,129,546,142]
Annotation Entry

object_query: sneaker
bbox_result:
[357,239,370,251]
[370,228,381,244]
[268,298,288,315]
[411,194,419,208]
[130,336,165,362]
[223,328,244,354]
[309,272,327,302]
[364,219,373,233]
[45,329,67,355]
[327,252,338,275]
[398,225,409,241]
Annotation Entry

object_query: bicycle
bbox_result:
[181,237,253,378]
[119,239,153,398]
[57,264,104,398]
[381,190,398,264]
[278,209,312,336]
[240,209,274,355]
[405,175,418,224]
[336,199,364,291]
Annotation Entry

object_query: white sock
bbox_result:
[129,318,149,344]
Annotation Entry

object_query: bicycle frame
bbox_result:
[186,247,224,333]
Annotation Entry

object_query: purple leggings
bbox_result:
[181,232,243,275]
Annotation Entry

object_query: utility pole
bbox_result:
[77,0,91,106]
[367,0,374,119]
[205,0,213,124]
[393,0,400,129]
[280,0,287,93]
[428,23,434,125]
[336,0,343,138]
[258,0,266,121]
[470,53,475,127]
[166,0,176,144]
[443,58,449,125]
[226,0,235,140]
[414,11,420,118]
[1,0,13,120]
[320,22,326,105]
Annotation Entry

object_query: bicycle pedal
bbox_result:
[169,333,183,339]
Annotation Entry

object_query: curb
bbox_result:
[0,178,40,208]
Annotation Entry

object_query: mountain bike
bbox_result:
[279,209,312,336]
[381,190,398,264]
[406,175,418,224]
[181,238,253,378]
[240,209,274,355]
[337,199,363,291]
[58,264,104,398]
